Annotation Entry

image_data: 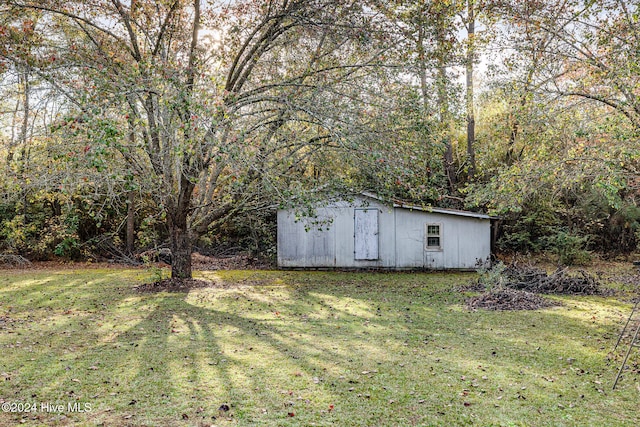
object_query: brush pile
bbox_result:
[465,262,611,311]
[503,264,610,296]
[467,287,560,311]
[0,254,32,267]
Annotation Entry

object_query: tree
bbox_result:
[371,0,498,195]
[464,0,477,178]
[491,0,640,133]
[1,0,386,278]
[460,0,498,179]
[465,0,640,256]
[533,0,640,130]
[370,0,464,198]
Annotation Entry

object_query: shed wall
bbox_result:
[277,197,491,269]
[277,199,395,268]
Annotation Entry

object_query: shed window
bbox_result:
[425,223,442,250]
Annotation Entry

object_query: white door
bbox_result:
[354,209,379,260]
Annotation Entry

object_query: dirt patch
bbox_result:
[604,271,640,288]
[0,251,273,272]
[134,278,214,293]
[0,260,140,272]
[467,287,561,311]
[191,252,272,270]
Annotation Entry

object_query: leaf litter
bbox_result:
[134,278,213,293]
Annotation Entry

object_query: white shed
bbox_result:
[277,194,493,270]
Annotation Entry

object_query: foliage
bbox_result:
[540,230,591,266]
[0,192,83,260]
[0,0,408,277]
[200,208,277,260]
[468,76,640,256]
[2,0,640,262]
[475,260,507,291]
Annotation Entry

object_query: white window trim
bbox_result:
[425,223,443,251]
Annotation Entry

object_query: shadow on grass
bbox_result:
[1,269,639,426]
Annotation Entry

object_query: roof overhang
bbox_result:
[360,191,495,220]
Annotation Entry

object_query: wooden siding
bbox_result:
[277,196,491,269]
[354,209,379,260]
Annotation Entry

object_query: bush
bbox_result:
[540,230,591,266]
[476,261,507,291]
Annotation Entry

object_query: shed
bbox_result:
[277,194,493,270]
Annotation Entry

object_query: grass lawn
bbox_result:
[0,265,639,426]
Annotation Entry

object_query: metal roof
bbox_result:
[360,192,493,220]
[392,202,492,219]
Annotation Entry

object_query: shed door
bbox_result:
[354,209,379,260]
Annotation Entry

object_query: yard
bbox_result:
[0,265,638,426]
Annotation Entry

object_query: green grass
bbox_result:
[0,267,638,426]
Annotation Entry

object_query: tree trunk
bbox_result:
[169,218,192,279]
[434,6,457,193]
[126,112,137,255]
[126,190,135,254]
[465,0,477,179]
[506,67,535,165]
[168,177,196,279]
[443,138,456,191]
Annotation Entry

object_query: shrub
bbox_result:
[540,230,591,266]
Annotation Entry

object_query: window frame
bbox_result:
[425,223,443,251]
